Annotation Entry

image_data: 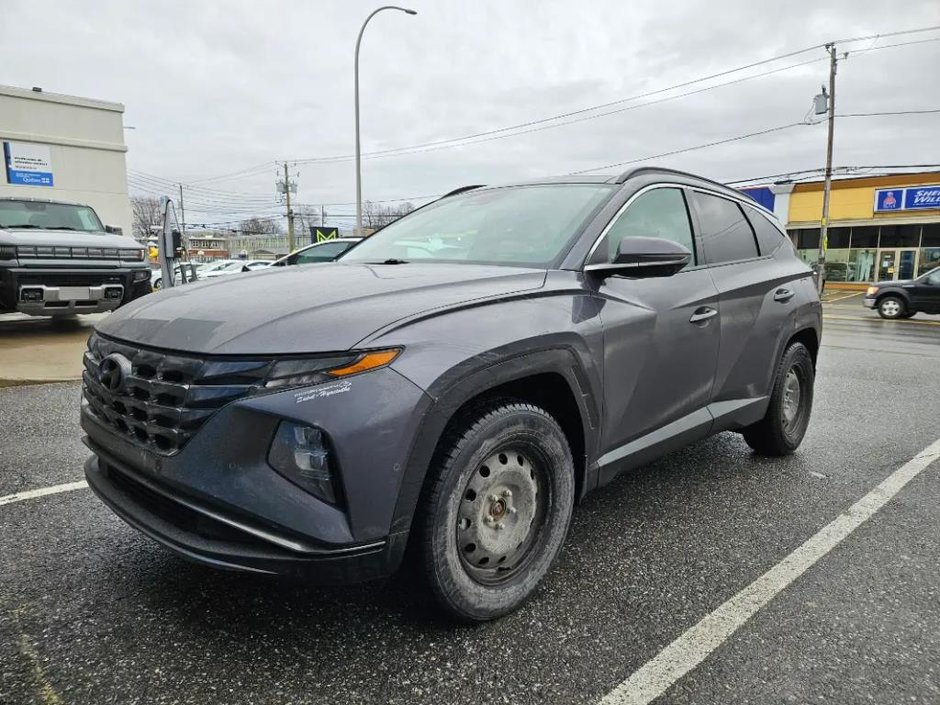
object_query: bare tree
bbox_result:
[130,196,163,241]
[238,217,282,235]
[362,201,415,229]
[293,205,326,243]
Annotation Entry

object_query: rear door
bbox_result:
[591,186,720,470]
[689,190,804,422]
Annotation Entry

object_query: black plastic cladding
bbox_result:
[82,333,272,455]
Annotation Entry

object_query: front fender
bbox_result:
[386,344,602,537]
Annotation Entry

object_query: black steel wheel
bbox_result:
[420,401,574,621]
[742,342,815,456]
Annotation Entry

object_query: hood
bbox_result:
[97,262,547,355]
[0,227,136,251]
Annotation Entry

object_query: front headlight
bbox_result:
[866,286,879,297]
[0,245,15,260]
[121,248,145,262]
[263,348,401,389]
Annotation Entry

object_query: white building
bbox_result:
[0,84,132,236]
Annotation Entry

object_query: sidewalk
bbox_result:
[0,313,102,386]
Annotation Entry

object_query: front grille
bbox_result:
[82,334,273,455]
[18,273,126,287]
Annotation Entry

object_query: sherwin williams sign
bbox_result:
[3,141,54,187]
[874,185,940,212]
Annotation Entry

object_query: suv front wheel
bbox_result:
[420,401,575,621]
[877,295,906,319]
[742,342,815,456]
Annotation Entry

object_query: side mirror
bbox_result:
[241,265,250,272]
[585,236,691,278]
[105,225,123,235]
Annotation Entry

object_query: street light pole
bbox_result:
[817,43,839,294]
[355,5,417,237]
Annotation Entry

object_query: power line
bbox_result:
[836,109,940,117]
[284,25,940,166]
[569,122,811,175]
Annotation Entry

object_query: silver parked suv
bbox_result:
[0,197,150,317]
[81,167,821,621]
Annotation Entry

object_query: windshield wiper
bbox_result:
[368,258,409,265]
[3,223,40,229]
[45,226,78,231]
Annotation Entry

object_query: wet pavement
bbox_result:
[1,315,939,705]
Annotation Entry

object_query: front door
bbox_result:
[877,248,918,281]
[909,267,940,313]
[590,187,720,466]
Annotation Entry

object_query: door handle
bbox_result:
[689,307,718,323]
[773,288,795,302]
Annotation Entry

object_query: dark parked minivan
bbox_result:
[81,167,821,621]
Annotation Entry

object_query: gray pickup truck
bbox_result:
[0,197,151,317]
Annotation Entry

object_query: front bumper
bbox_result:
[0,265,151,315]
[862,297,877,309]
[82,365,430,581]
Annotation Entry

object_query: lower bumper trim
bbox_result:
[85,455,402,583]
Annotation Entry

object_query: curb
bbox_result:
[0,376,82,389]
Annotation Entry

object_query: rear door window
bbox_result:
[691,192,759,265]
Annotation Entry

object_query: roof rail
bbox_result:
[440,184,486,198]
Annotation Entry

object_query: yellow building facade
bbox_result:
[785,172,940,284]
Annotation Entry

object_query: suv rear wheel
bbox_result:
[420,401,574,621]
[742,342,814,456]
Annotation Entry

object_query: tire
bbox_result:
[153,278,163,290]
[742,342,814,456]
[877,296,905,319]
[420,401,575,622]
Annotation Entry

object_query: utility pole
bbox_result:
[177,183,186,239]
[283,162,295,252]
[817,43,838,294]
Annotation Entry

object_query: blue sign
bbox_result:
[875,185,940,212]
[904,186,940,210]
[7,170,54,186]
[739,186,776,211]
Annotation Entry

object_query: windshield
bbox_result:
[0,199,105,232]
[341,184,614,268]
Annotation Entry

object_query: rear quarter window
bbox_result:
[744,207,788,256]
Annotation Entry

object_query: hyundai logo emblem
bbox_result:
[98,353,132,393]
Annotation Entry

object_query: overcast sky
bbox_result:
[4,0,939,227]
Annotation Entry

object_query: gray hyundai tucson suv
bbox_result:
[81,167,821,621]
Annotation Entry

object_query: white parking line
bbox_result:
[0,480,88,507]
[599,436,940,705]
[825,291,863,303]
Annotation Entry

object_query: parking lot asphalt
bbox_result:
[1,317,939,705]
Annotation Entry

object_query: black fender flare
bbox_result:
[388,346,600,539]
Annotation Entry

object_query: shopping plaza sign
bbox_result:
[3,141,54,187]
[874,185,940,212]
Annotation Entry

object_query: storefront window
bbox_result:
[851,226,879,248]
[828,227,850,248]
[918,247,940,277]
[848,248,876,282]
[878,224,922,248]
[824,249,851,281]
[922,223,940,247]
